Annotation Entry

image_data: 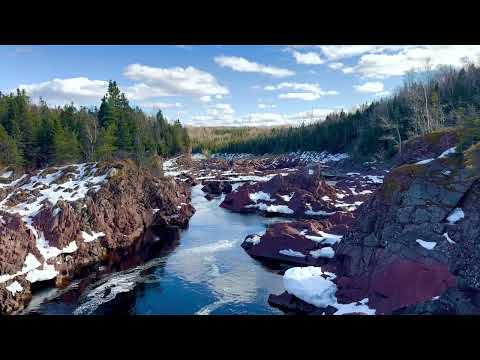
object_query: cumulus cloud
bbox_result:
[257,103,276,109]
[208,103,235,115]
[278,92,323,101]
[214,56,295,77]
[17,77,109,106]
[200,95,212,102]
[123,63,229,99]
[326,45,480,78]
[319,45,387,60]
[354,81,385,93]
[264,82,339,101]
[190,103,236,125]
[290,51,324,65]
[187,107,335,127]
[137,101,183,109]
[328,62,344,70]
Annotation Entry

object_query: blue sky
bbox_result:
[2,45,480,127]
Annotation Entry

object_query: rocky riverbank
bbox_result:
[0,159,194,314]
[261,130,480,315]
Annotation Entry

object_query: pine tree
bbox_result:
[95,123,118,161]
[0,124,23,166]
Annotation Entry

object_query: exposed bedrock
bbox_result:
[335,146,480,314]
[0,160,195,314]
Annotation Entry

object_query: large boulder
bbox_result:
[393,128,458,166]
[220,167,340,218]
[242,213,355,267]
[201,180,232,199]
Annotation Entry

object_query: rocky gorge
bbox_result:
[1,129,478,315]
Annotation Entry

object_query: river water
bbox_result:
[22,185,286,315]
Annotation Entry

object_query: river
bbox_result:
[22,184,286,315]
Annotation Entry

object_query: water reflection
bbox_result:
[23,184,285,315]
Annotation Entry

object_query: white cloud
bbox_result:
[200,95,212,102]
[319,45,385,60]
[291,51,324,65]
[137,101,183,109]
[328,62,344,70]
[187,107,335,127]
[342,67,355,74]
[278,92,322,101]
[214,56,295,77]
[190,103,236,125]
[257,103,276,109]
[265,82,339,101]
[17,77,108,106]
[354,81,384,93]
[350,46,480,78]
[208,103,235,115]
[373,90,391,97]
[123,63,229,99]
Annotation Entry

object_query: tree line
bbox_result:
[212,61,480,160]
[0,81,190,169]
[188,125,279,155]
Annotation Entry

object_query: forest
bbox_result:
[0,81,190,169]
[188,126,278,154]
[211,62,480,160]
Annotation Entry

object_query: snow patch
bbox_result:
[415,158,435,165]
[279,249,306,258]
[82,231,105,243]
[438,147,456,159]
[279,192,295,202]
[310,247,335,259]
[416,239,437,250]
[0,170,13,179]
[245,235,261,246]
[447,208,464,224]
[6,281,23,296]
[249,191,274,203]
[283,266,376,315]
[305,231,343,245]
[443,232,456,244]
[25,262,59,283]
